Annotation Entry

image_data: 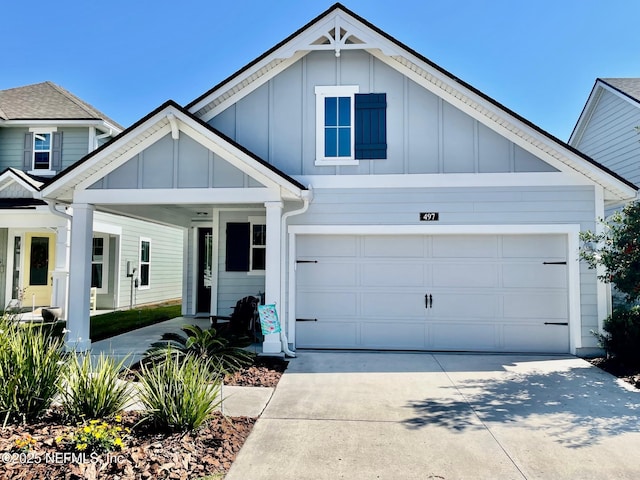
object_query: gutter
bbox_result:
[45,200,72,221]
[278,186,313,357]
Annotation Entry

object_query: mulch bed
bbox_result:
[0,356,287,479]
[588,357,640,389]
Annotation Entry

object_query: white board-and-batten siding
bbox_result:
[209,49,556,177]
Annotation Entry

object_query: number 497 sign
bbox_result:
[420,212,439,221]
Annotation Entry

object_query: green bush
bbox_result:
[597,306,640,366]
[0,316,65,424]
[136,351,222,432]
[59,353,132,420]
[145,324,254,374]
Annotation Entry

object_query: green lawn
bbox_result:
[90,304,183,341]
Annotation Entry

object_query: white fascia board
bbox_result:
[370,50,636,201]
[2,119,109,128]
[0,173,39,194]
[92,220,122,236]
[568,84,602,146]
[74,187,280,205]
[0,211,65,228]
[293,172,592,190]
[288,223,581,236]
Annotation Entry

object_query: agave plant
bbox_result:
[144,324,254,374]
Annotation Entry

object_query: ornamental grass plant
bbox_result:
[0,315,65,424]
[136,350,222,432]
[59,352,133,420]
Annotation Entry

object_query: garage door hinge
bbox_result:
[296,260,318,264]
[543,261,567,265]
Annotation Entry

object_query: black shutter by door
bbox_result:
[355,93,387,159]
[225,222,250,272]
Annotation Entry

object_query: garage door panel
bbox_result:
[297,292,357,317]
[432,235,497,258]
[297,321,358,348]
[298,263,357,287]
[297,235,357,257]
[431,323,497,350]
[502,234,566,258]
[503,293,567,319]
[431,293,497,318]
[502,263,566,288]
[361,322,426,349]
[362,263,426,287]
[432,263,498,288]
[361,292,425,317]
[503,324,568,353]
[364,236,425,257]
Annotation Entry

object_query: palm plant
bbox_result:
[144,324,254,374]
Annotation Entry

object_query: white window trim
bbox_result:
[248,216,266,275]
[91,234,109,294]
[28,127,58,174]
[315,85,359,166]
[138,237,151,290]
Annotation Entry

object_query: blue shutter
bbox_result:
[23,133,33,170]
[355,93,387,159]
[51,132,62,171]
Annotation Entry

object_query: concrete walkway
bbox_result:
[226,351,640,480]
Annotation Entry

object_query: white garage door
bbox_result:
[295,234,569,353]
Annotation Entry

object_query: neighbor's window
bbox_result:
[33,132,52,170]
[91,236,109,293]
[139,238,150,289]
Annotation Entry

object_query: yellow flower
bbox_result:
[114,415,122,423]
[90,419,100,425]
[114,437,124,448]
[83,426,92,434]
[76,443,88,451]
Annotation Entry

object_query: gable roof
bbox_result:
[187,3,637,200]
[39,100,307,202]
[600,78,640,104]
[0,81,123,131]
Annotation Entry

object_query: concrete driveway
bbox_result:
[226,351,640,480]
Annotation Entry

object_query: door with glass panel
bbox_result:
[23,233,55,307]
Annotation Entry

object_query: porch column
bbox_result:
[263,201,283,354]
[66,203,94,352]
[51,219,70,317]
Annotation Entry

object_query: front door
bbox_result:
[23,233,55,307]
[197,228,213,314]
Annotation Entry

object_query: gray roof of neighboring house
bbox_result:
[601,78,640,104]
[0,81,122,129]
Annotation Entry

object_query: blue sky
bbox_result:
[4,1,640,140]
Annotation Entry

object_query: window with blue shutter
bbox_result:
[315,86,387,165]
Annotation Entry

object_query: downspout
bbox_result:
[278,186,313,357]
[93,129,113,151]
[46,201,72,221]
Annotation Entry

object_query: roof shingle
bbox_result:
[601,78,640,104]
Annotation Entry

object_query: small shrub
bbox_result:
[145,324,254,374]
[56,416,130,454]
[59,352,132,420]
[136,351,222,432]
[0,316,65,424]
[596,306,640,366]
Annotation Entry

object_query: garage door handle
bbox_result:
[425,294,433,309]
[544,322,568,326]
[296,318,318,322]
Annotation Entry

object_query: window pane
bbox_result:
[338,97,351,126]
[29,237,49,286]
[92,238,104,261]
[34,152,50,169]
[338,128,351,157]
[252,224,266,246]
[34,133,50,150]
[140,264,150,286]
[252,248,266,271]
[325,97,337,126]
[325,128,337,157]
[141,241,150,262]
[91,264,103,288]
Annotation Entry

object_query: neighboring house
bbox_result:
[40,4,637,355]
[570,77,640,206]
[0,81,183,316]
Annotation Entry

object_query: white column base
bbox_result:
[262,333,282,354]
